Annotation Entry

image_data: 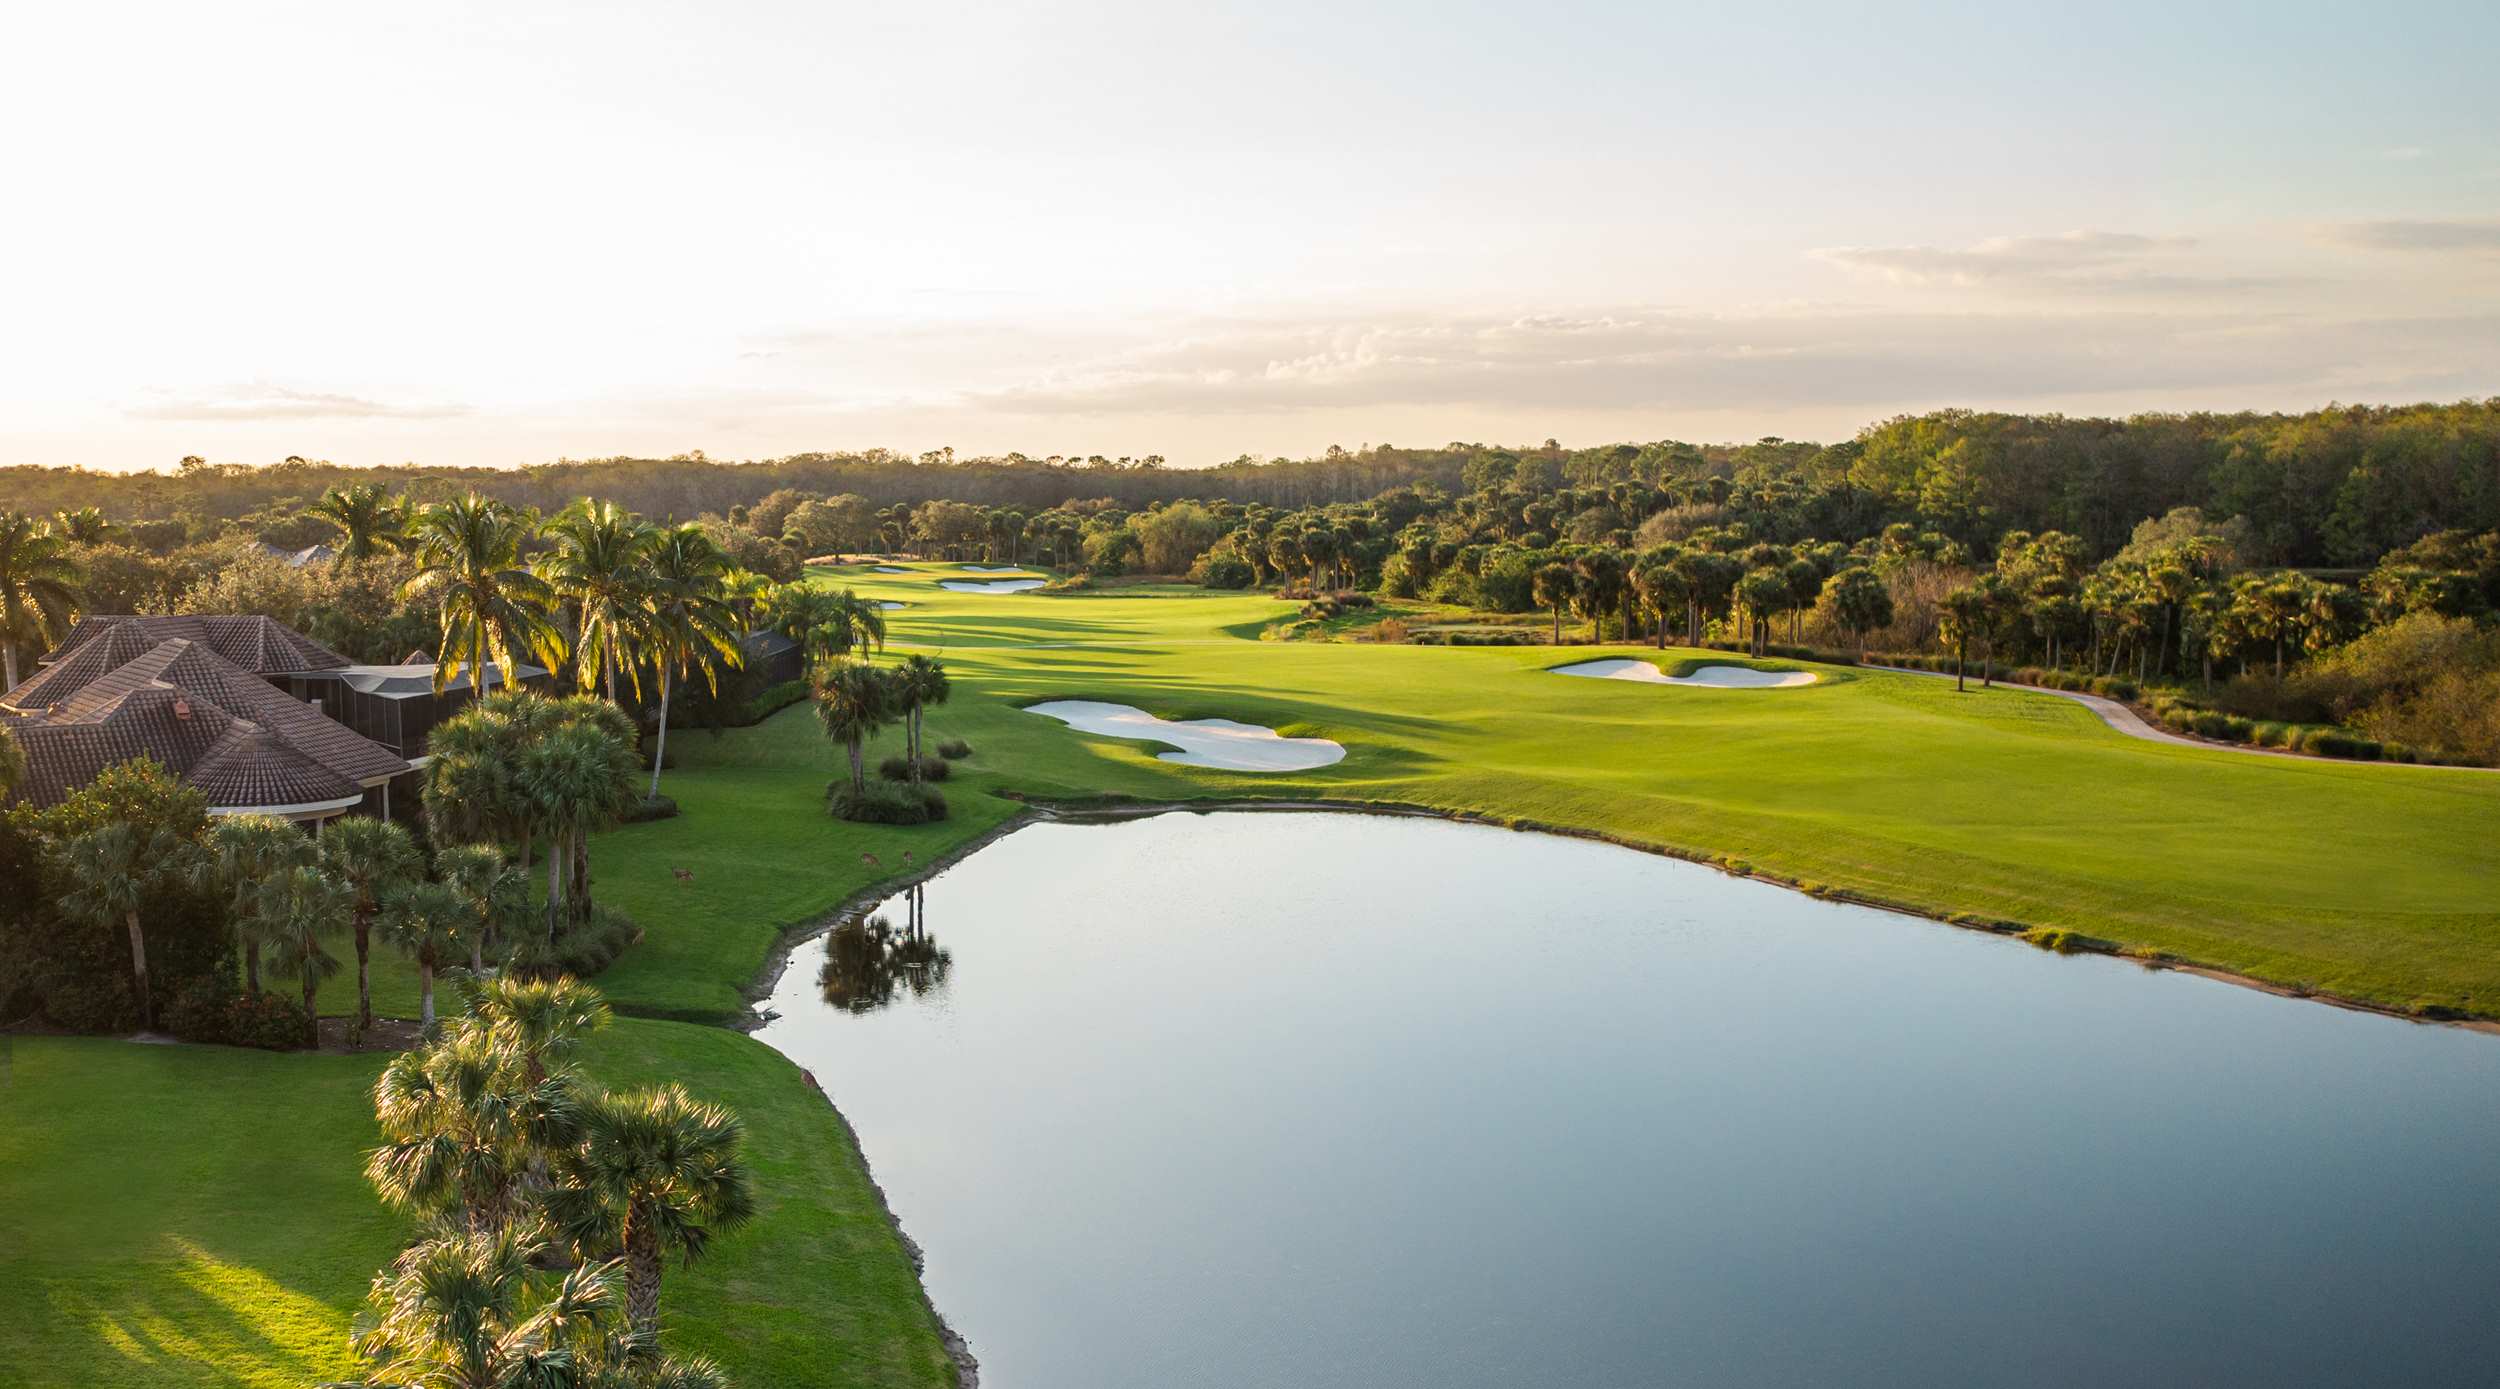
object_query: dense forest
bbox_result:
[5,401,2495,568]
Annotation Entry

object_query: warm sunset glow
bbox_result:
[5,0,2496,469]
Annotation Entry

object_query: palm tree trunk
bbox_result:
[848,739,865,794]
[470,932,485,976]
[244,940,261,995]
[626,1210,663,1333]
[546,833,566,941]
[1955,636,1968,692]
[125,910,152,1029]
[355,903,374,1028]
[1551,606,1560,645]
[570,826,589,922]
[301,961,319,1048]
[419,963,436,1029]
[2,642,16,692]
[648,666,673,799]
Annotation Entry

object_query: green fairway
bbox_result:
[596,563,2500,1021]
[9,560,2496,1389]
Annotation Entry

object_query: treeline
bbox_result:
[8,400,2494,567]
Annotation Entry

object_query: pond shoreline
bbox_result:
[737,791,2496,1389]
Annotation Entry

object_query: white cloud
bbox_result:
[1809,231,2204,288]
[125,384,467,422]
[2327,219,2500,253]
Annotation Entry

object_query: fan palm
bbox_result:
[891,654,949,780]
[521,723,641,935]
[642,526,743,800]
[365,1020,587,1231]
[262,862,352,1047]
[313,482,411,563]
[465,973,614,1086]
[334,1223,727,1389]
[542,500,660,704]
[545,1084,756,1334]
[813,662,893,794]
[437,843,526,975]
[378,880,470,1029]
[403,494,567,696]
[49,506,117,544]
[54,822,190,1029]
[194,813,314,994]
[322,816,423,1029]
[0,509,83,691]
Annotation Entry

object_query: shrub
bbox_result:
[877,753,951,782]
[163,975,239,1043]
[2215,671,2329,724]
[2021,926,2082,954]
[623,794,679,823]
[740,680,810,725]
[936,737,973,759]
[1362,617,1411,643]
[2252,721,2294,748]
[1194,553,1257,589]
[46,973,135,1033]
[225,990,314,1050]
[829,779,949,825]
[507,907,643,981]
[2298,728,2383,761]
[2089,676,2140,701]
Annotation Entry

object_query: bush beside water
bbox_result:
[829,780,950,825]
[877,753,951,783]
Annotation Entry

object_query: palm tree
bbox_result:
[55,823,189,1029]
[366,1018,588,1231]
[194,813,313,994]
[765,585,886,672]
[1532,562,1575,645]
[521,723,640,935]
[542,499,659,704]
[49,506,117,544]
[261,862,351,1047]
[378,880,469,1029]
[312,482,411,563]
[642,526,744,800]
[337,1224,727,1389]
[322,816,423,1030]
[0,723,21,802]
[891,655,950,780]
[546,1084,756,1335]
[1938,585,1990,692]
[814,662,893,795]
[720,566,771,627]
[403,494,567,696]
[466,974,613,1087]
[0,510,83,691]
[1573,551,1627,645]
[1632,563,1683,650]
[436,843,525,975]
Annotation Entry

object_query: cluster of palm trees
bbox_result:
[0,509,85,689]
[815,654,951,801]
[1938,530,2374,690]
[422,691,644,946]
[350,974,747,1386]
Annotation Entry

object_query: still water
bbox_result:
[753,812,2500,1388]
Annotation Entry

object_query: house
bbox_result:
[1,615,548,823]
[740,629,805,687]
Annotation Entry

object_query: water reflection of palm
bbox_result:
[819,884,952,1014]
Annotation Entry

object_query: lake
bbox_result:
[753,811,2500,1388]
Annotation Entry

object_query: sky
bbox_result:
[4,0,2497,472]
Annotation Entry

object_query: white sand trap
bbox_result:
[939,578,1046,593]
[872,565,910,573]
[1026,700,1346,771]
[876,601,907,611]
[960,564,1028,572]
[1552,659,1817,689]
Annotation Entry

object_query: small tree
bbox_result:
[378,880,469,1029]
[814,663,894,795]
[1827,566,1895,660]
[546,1084,757,1335]
[321,817,423,1030]
[260,863,351,1047]
[193,813,312,995]
[1532,563,1575,645]
[1938,585,1990,693]
[54,823,192,1030]
[891,655,951,781]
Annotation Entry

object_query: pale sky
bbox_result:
[5,0,2497,471]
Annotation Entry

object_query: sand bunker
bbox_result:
[939,578,1046,593]
[960,564,1028,573]
[872,565,910,573]
[1552,659,1817,689]
[876,601,907,611]
[1026,700,1346,771]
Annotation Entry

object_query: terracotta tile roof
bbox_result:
[1,631,406,813]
